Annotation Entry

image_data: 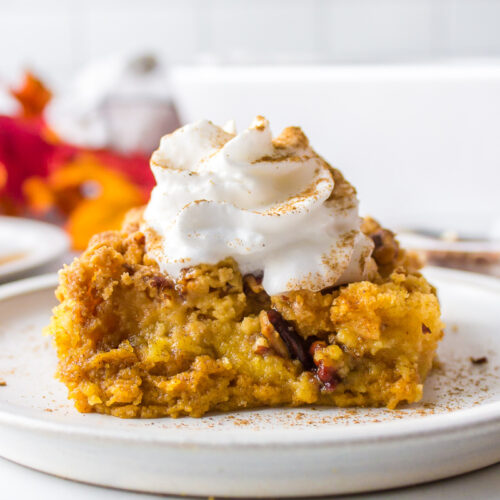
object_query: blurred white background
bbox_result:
[1,0,500,77]
[0,0,499,231]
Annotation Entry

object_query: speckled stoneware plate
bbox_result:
[0,269,499,498]
[0,217,69,282]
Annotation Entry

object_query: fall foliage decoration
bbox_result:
[10,71,52,119]
[0,71,153,249]
[24,154,148,249]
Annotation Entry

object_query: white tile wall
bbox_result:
[0,0,200,85]
[448,0,500,55]
[0,0,75,81]
[80,0,198,67]
[205,0,324,63]
[324,0,435,61]
[1,0,500,82]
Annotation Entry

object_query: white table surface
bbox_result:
[1,255,499,499]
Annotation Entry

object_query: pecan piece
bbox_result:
[244,273,264,294]
[259,310,289,358]
[266,309,313,370]
[252,335,271,356]
[150,275,174,291]
[370,229,399,266]
[315,362,339,392]
[309,340,342,391]
[123,263,136,276]
[320,285,338,296]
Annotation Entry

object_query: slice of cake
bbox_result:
[47,117,444,418]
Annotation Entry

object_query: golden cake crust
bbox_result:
[47,212,443,418]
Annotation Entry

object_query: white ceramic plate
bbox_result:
[0,216,69,282]
[0,269,499,498]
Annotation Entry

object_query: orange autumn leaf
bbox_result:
[23,176,55,212]
[67,198,136,250]
[11,71,52,118]
[0,162,6,191]
[41,125,65,145]
[0,161,18,215]
[24,153,146,249]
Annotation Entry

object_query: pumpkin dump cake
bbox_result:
[48,117,444,418]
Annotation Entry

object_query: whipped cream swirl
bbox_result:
[143,116,374,295]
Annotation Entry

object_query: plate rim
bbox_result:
[0,268,499,449]
[0,216,70,280]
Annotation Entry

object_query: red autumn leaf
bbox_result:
[0,116,55,203]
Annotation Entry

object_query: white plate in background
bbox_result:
[0,217,69,282]
[0,269,499,497]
